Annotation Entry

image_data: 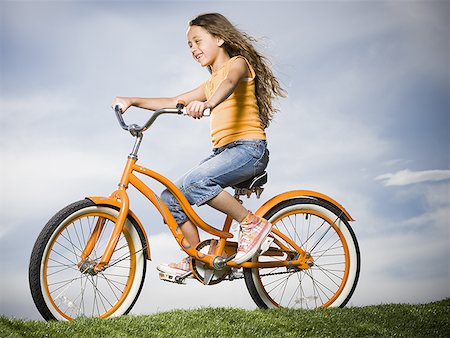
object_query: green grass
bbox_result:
[1,299,449,337]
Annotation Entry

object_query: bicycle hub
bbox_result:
[78,259,99,276]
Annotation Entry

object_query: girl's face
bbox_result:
[187,25,224,68]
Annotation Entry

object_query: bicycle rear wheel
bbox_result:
[29,199,147,320]
[244,198,360,309]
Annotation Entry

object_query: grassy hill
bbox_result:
[1,299,449,337]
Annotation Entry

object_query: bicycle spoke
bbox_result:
[54,238,81,260]
[305,268,335,298]
[277,273,291,305]
[80,274,88,315]
[86,275,113,315]
[99,274,123,300]
[312,244,343,256]
[286,277,302,308]
[314,265,343,285]
[302,218,327,248]
[47,264,78,277]
[50,248,79,266]
[79,219,88,252]
[287,215,303,249]
[73,220,86,257]
[60,229,82,258]
[305,213,312,252]
[49,275,86,295]
[316,261,345,267]
[265,271,296,295]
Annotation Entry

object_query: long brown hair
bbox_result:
[189,13,286,128]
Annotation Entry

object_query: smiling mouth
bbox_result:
[195,53,203,61]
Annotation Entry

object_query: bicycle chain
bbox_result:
[225,268,302,281]
[224,248,304,281]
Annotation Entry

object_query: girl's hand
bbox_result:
[112,97,132,114]
[186,101,210,119]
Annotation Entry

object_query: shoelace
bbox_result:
[238,233,253,250]
[238,223,263,250]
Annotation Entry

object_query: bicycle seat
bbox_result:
[232,172,267,199]
[233,171,268,189]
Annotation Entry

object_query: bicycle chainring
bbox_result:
[191,239,230,285]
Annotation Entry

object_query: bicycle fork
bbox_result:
[79,157,135,273]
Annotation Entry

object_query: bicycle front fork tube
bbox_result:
[92,156,136,272]
[94,188,130,271]
[80,217,106,261]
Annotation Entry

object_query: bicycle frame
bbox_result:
[82,106,354,275]
[84,154,308,273]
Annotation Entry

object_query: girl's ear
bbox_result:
[217,38,225,47]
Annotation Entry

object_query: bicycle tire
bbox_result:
[244,197,360,309]
[29,199,147,320]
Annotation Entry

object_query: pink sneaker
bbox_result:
[234,212,272,264]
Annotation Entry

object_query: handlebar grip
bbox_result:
[176,100,210,116]
[113,104,130,130]
[114,104,124,114]
[180,107,211,117]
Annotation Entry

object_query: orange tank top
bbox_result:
[203,56,266,148]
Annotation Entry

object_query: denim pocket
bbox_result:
[233,140,269,176]
[233,140,266,159]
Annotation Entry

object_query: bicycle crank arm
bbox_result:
[212,254,236,270]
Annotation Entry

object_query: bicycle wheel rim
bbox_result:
[41,209,138,320]
[254,203,353,309]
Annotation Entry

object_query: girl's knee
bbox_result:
[161,189,175,205]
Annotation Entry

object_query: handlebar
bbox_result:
[113,101,211,136]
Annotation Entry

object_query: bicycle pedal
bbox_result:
[159,272,186,285]
[259,236,274,255]
[229,268,244,280]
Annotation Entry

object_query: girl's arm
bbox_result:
[207,57,249,108]
[187,57,249,117]
[112,84,206,113]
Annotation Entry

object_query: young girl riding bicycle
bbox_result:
[112,13,285,277]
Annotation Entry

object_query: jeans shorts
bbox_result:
[161,139,269,224]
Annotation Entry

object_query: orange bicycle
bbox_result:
[29,103,360,321]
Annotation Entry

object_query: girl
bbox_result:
[112,13,285,277]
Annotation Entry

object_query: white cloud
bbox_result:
[376,169,450,186]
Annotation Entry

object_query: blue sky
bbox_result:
[1,0,449,319]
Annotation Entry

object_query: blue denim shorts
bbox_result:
[161,139,269,224]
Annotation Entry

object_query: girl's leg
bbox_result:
[179,220,200,247]
[207,190,248,223]
[175,190,247,248]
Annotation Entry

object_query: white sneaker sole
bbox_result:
[156,264,188,275]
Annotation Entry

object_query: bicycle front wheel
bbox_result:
[244,198,360,309]
[29,199,147,320]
